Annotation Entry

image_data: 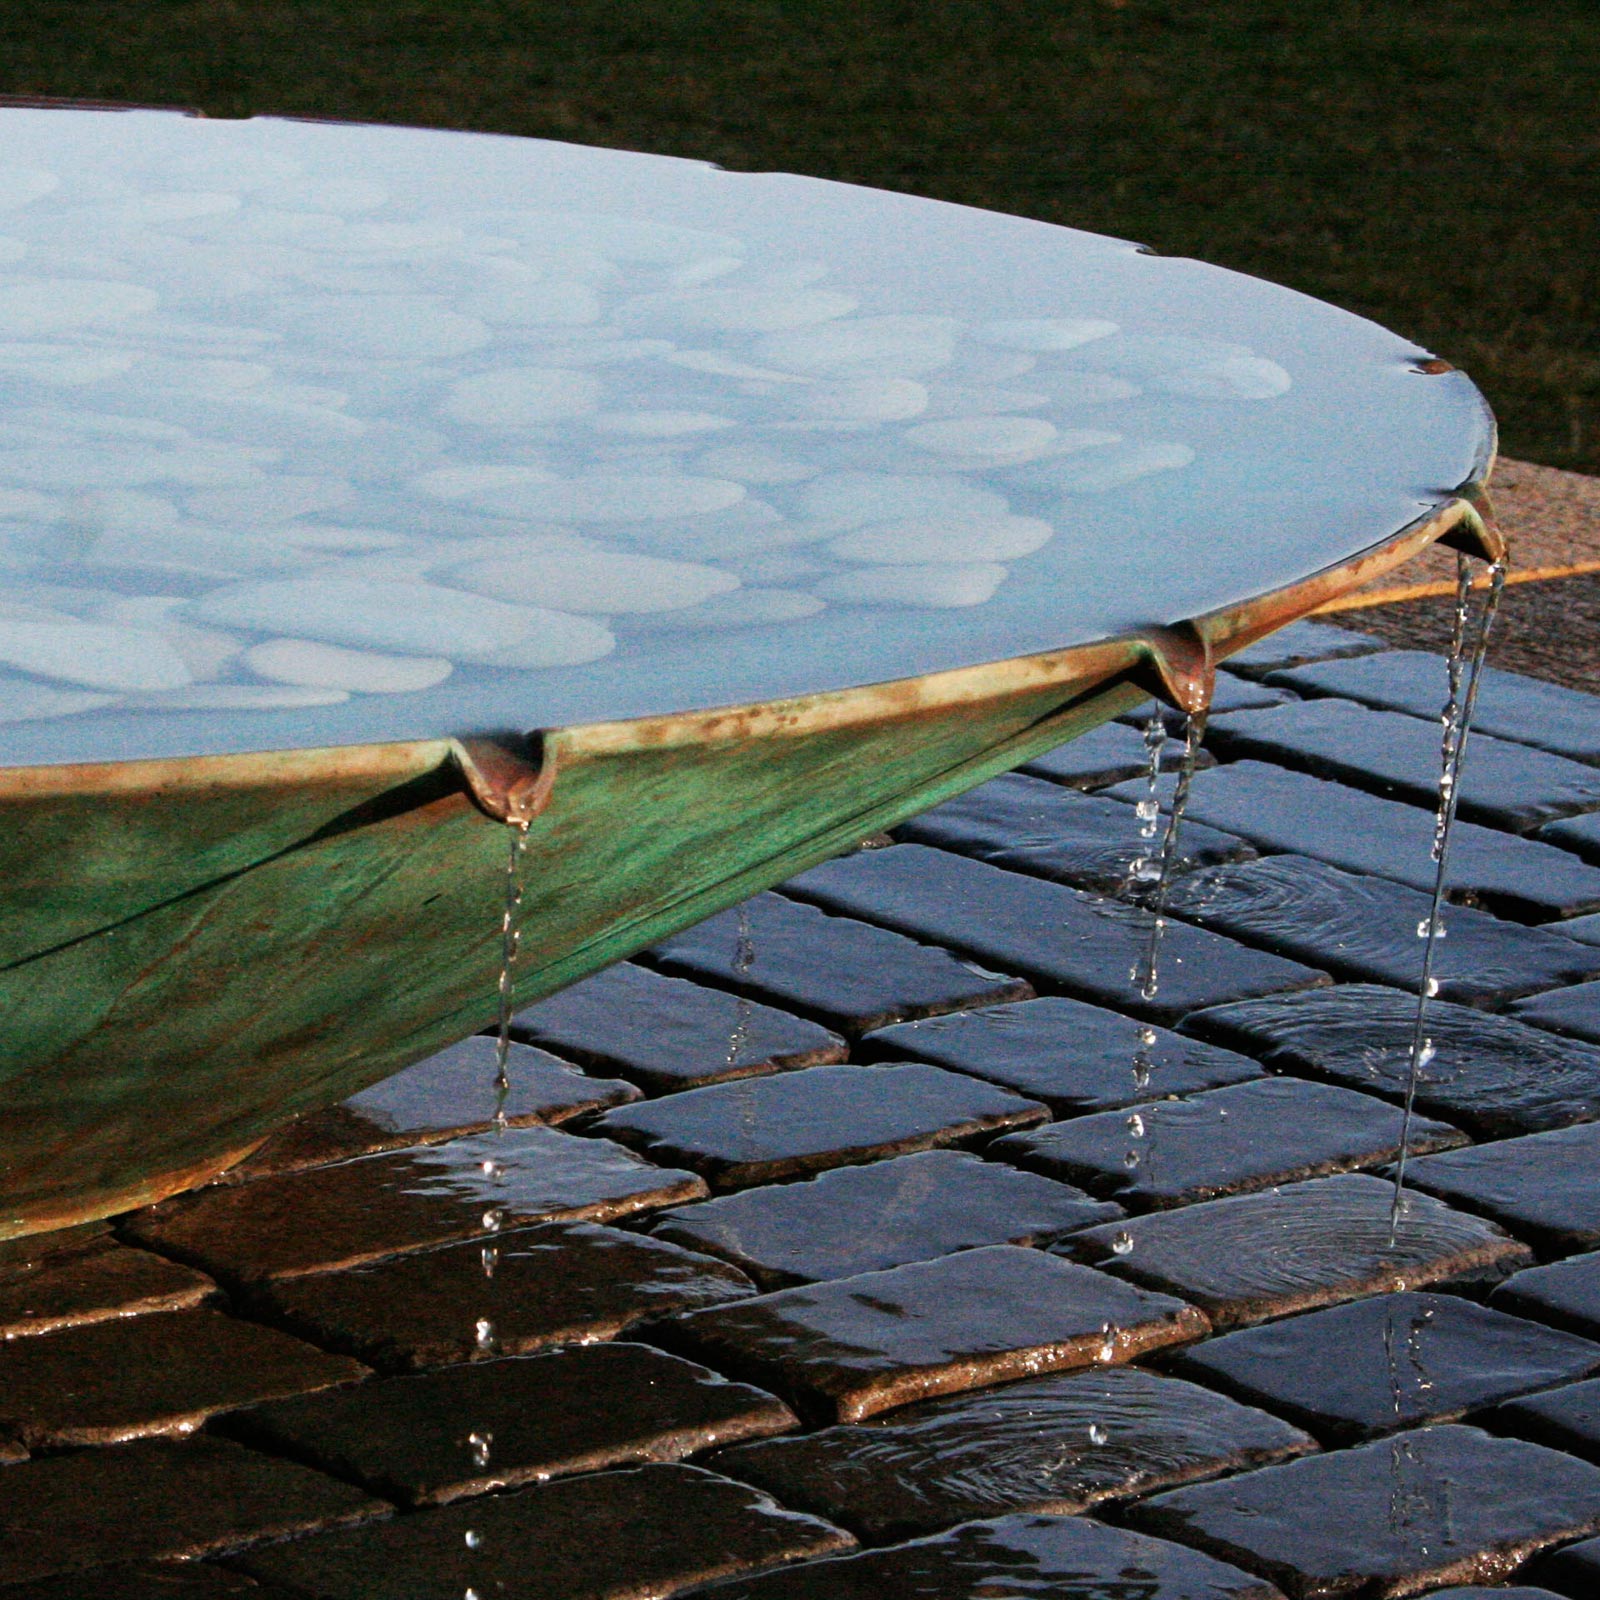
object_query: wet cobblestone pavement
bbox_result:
[9,626,1600,1598]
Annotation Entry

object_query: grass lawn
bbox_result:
[3,0,1596,473]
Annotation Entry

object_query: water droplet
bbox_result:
[1138,1027,1158,1048]
[1111,1230,1135,1256]
[1098,1323,1119,1361]
[1122,1149,1140,1170]
[468,1429,494,1467]
[480,1244,500,1277]
[1088,1423,1108,1445]
[474,1318,495,1352]
[481,1207,505,1233]
[464,1531,482,1550]
[1126,1112,1145,1138]
[479,1158,503,1179]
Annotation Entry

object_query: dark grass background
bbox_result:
[3,0,1596,473]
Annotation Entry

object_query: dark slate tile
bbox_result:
[1541,808,1600,866]
[230,1038,639,1179]
[673,1511,1282,1600]
[1020,718,1218,790]
[648,1149,1120,1288]
[1127,1424,1600,1600]
[709,1366,1313,1540]
[233,1462,853,1600]
[862,995,1266,1115]
[649,891,1030,1036]
[1205,697,1600,831]
[1512,980,1600,1045]
[122,1125,704,1285]
[591,1062,1046,1191]
[0,1228,213,1341]
[896,771,1252,895]
[1490,1374,1600,1467]
[1221,618,1389,678]
[1104,760,1600,922]
[1172,1291,1600,1444]
[1529,1536,1600,1599]
[1418,1589,1570,1600]
[1492,1252,1600,1340]
[0,1565,274,1600]
[1553,911,1600,948]
[0,1306,366,1450]
[257,1219,753,1373]
[783,844,1327,1025]
[1185,984,1600,1138]
[1165,856,1600,1007]
[0,1435,385,1587]
[1403,1123,1600,1256]
[990,1077,1464,1211]
[510,961,846,1093]
[224,1342,795,1507]
[662,1244,1208,1423]
[1065,1174,1531,1329]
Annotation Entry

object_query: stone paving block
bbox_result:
[896,771,1252,895]
[1267,648,1600,766]
[1020,718,1218,789]
[662,1243,1208,1423]
[258,1219,754,1373]
[863,994,1266,1114]
[1171,1291,1600,1444]
[591,1061,1047,1191]
[1222,618,1389,677]
[1165,856,1600,1006]
[123,1125,704,1284]
[1512,980,1600,1044]
[1065,1173,1531,1329]
[648,1149,1120,1287]
[709,1365,1313,1540]
[1553,910,1600,948]
[1492,1252,1600,1340]
[783,844,1327,1025]
[673,1511,1282,1600]
[510,961,846,1092]
[0,1226,213,1341]
[0,1565,275,1600]
[1204,697,1600,831]
[1420,1590,1570,1600]
[0,1435,386,1587]
[1105,760,1600,921]
[990,1077,1465,1211]
[1490,1374,1600,1466]
[1131,1423,1600,1599]
[1541,808,1600,866]
[0,1306,367,1449]
[649,890,1030,1036]
[1185,984,1600,1138]
[231,1037,639,1179]
[1403,1122,1600,1256]
[233,1462,853,1600]
[1530,1537,1600,1599]
[225,1342,796,1506]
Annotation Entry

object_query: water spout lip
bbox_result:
[452,734,554,826]
[1437,484,1509,565]
[1128,622,1215,715]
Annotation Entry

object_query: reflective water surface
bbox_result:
[0,108,1490,766]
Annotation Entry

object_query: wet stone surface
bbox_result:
[784,843,1327,1024]
[0,1306,367,1450]
[0,1565,274,1600]
[1540,808,1600,866]
[862,994,1266,1115]
[1127,1424,1600,1600]
[1221,618,1388,677]
[647,1149,1120,1287]
[1490,1374,1600,1467]
[662,1243,1208,1423]
[1186,983,1600,1138]
[257,1219,753,1373]
[895,771,1253,895]
[510,961,846,1092]
[1106,760,1600,922]
[1171,1291,1600,1443]
[1512,979,1600,1045]
[649,890,1030,1036]
[1267,649,1600,766]
[225,1342,796,1506]
[233,1462,853,1600]
[1554,910,1600,948]
[1492,1252,1600,1340]
[122,1125,704,1283]
[231,1037,639,1179]
[1530,1537,1600,1598]
[1204,697,1600,831]
[591,1061,1046,1190]
[990,1077,1465,1211]
[675,1511,1283,1600]
[1066,1173,1531,1328]
[1020,718,1218,790]
[1403,1122,1600,1256]
[0,1435,385,1586]
[1166,855,1600,1006]
[709,1366,1313,1540]
[0,1227,213,1341]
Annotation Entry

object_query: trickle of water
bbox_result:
[1088,1422,1109,1445]
[474,1317,496,1352]
[1097,1323,1119,1362]
[723,900,758,1070]
[1132,708,1209,1002]
[468,1429,494,1469]
[1126,710,1169,885]
[1390,551,1507,1239]
[492,819,534,1129]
